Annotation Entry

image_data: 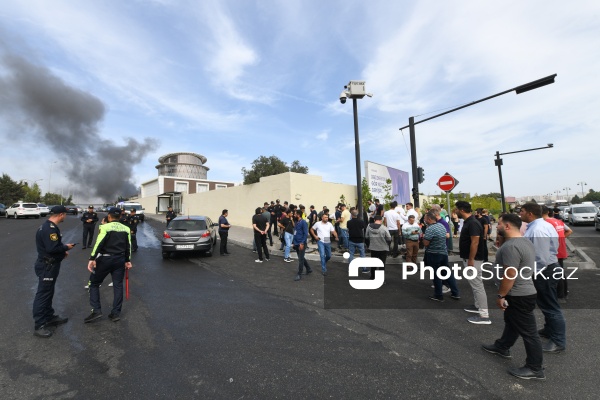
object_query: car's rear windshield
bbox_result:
[169,219,207,231]
[38,204,47,207]
[23,204,38,208]
[123,205,142,211]
[572,207,597,214]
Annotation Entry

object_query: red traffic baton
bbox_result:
[125,268,129,300]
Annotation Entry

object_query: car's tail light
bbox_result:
[163,231,171,239]
[201,230,211,238]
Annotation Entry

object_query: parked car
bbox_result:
[37,203,50,217]
[117,202,146,222]
[0,203,6,216]
[64,205,78,215]
[556,205,570,221]
[5,202,40,219]
[568,204,597,226]
[161,216,218,259]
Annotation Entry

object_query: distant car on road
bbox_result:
[64,205,78,215]
[161,216,218,259]
[37,203,50,217]
[5,202,40,219]
[569,204,597,226]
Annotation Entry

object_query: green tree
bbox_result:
[22,182,43,202]
[0,174,26,205]
[381,179,397,210]
[289,160,309,174]
[583,189,600,202]
[242,155,309,185]
[361,177,373,211]
[570,195,582,204]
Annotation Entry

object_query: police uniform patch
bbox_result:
[50,233,58,241]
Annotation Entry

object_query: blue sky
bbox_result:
[0,0,598,202]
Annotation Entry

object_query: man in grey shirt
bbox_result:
[482,213,544,380]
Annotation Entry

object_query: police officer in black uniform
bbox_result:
[85,207,133,323]
[166,206,176,227]
[127,208,140,252]
[32,205,76,338]
[81,205,99,249]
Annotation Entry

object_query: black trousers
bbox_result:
[389,230,399,256]
[271,217,278,235]
[219,231,228,255]
[83,224,96,246]
[494,294,543,371]
[89,255,126,315]
[557,258,568,298]
[370,250,388,280]
[32,260,61,329]
[130,231,138,251]
[295,246,311,275]
[254,232,269,261]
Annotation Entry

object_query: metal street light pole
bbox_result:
[48,161,57,194]
[577,181,587,197]
[495,144,554,212]
[399,74,557,208]
[563,187,571,202]
[340,81,372,219]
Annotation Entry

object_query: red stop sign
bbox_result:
[437,173,457,192]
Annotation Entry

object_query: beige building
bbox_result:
[138,172,357,226]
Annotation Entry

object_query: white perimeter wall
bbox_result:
[137,172,357,227]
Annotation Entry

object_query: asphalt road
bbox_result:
[1,214,599,399]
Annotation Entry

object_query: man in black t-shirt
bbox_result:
[456,201,490,325]
[476,208,490,262]
[252,207,270,262]
[347,210,367,269]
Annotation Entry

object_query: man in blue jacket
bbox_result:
[292,209,312,281]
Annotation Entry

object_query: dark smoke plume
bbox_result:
[0,53,158,200]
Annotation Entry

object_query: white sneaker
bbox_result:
[442,286,451,294]
[255,259,263,263]
[108,282,113,287]
[84,284,89,289]
[468,315,492,325]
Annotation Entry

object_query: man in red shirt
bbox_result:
[541,206,572,300]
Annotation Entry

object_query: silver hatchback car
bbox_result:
[161,216,218,259]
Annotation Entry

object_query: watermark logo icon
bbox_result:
[348,258,384,290]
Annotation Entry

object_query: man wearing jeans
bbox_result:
[278,211,294,262]
[482,213,544,380]
[347,210,367,272]
[310,213,338,276]
[292,210,312,281]
[383,201,402,258]
[520,202,566,353]
[423,212,459,302]
[455,201,490,324]
[338,204,351,251]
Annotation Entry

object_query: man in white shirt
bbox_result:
[395,202,408,249]
[401,214,421,263]
[310,213,338,276]
[405,202,419,220]
[384,201,402,258]
[367,200,376,223]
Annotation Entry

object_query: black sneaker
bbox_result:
[84,311,103,323]
[429,296,444,302]
[294,274,301,281]
[45,315,68,327]
[482,344,512,359]
[34,325,53,338]
[508,366,545,380]
[450,295,461,300]
[108,313,120,322]
[305,269,313,275]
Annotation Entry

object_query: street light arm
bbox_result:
[399,74,557,130]
[498,144,553,156]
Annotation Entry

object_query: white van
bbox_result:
[568,204,597,226]
[116,202,145,222]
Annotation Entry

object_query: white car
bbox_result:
[38,203,50,217]
[569,204,597,226]
[5,202,41,219]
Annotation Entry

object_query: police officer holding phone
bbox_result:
[32,205,76,338]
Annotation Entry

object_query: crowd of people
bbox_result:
[239,198,569,381]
